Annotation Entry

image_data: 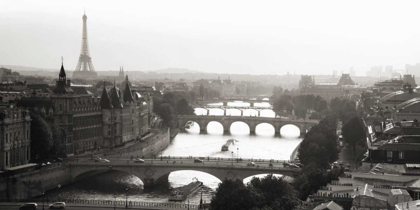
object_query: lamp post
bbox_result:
[42,191,45,210]
[57,184,61,201]
[125,187,128,208]
[76,149,79,162]
[114,193,117,210]
[151,149,154,164]
[231,151,233,165]
[160,146,163,161]
[188,200,190,210]
[237,148,239,162]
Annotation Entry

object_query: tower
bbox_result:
[73,11,98,80]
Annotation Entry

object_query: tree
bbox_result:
[156,103,174,127]
[199,84,205,99]
[249,174,299,210]
[176,99,194,115]
[49,122,67,157]
[342,116,366,166]
[211,179,259,210]
[30,113,53,161]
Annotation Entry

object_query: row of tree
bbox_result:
[211,175,300,210]
[30,110,66,161]
[272,93,328,119]
[153,91,196,127]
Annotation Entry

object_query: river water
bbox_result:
[42,101,302,204]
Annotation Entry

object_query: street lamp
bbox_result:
[114,193,117,210]
[42,191,45,210]
[237,148,239,162]
[57,184,61,201]
[76,150,79,162]
[151,149,154,164]
[188,200,190,210]
[125,187,128,208]
[160,146,163,161]
[231,151,233,165]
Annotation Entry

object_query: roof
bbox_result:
[100,86,112,109]
[123,79,134,103]
[381,91,420,102]
[396,97,420,110]
[313,201,343,210]
[110,86,122,108]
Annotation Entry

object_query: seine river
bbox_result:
[42,101,302,204]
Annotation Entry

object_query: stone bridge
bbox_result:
[196,99,273,107]
[69,161,301,189]
[176,115,318,135]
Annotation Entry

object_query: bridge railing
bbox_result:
[0,198,200,209]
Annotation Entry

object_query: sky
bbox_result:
[2,0,420,76]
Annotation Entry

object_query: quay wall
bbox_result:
[0,128,171,199]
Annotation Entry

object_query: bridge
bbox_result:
[193,105,273,117]
[196,98,273,107]
[176,115,318,135]
[69,157,301,190]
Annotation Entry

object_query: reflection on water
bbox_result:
[43,101,301,204]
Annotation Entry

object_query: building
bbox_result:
[403,74,417,87]
[313,201,343,210]
[368,135,420,164]
[100,76,150,147]
[373,78,405,94]
[299,75,315,89]
[0,104,32,171]
[337,74,355,86]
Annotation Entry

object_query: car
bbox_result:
[49,202,66,209]
[247,162,256,166]
[134,158,145,163]
[93,157,102,162]
[100,158,110,163]
[194,158,203,163]
[19,203,37,210]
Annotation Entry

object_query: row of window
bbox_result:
[5,130,30,144]
[387,151,404,159]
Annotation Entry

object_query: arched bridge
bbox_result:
[196,98,273,107]
[69,158,300,189]
[176,115,318,135]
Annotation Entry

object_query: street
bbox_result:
[0,203,184,210]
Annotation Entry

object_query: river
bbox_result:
[41,101,302,204]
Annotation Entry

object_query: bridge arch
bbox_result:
[255,122,275,136]
[279,124,304,137]
[205,121,225,134]
[229,121,251,134]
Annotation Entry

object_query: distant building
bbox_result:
[367,66,383,77]
[373,78,405,94]
[0,104,32,171]
[100,76,150,147]
[402,74,417,87]
[299,75,315,89]
[349,67,356,77]
[405,63,420,77]
[299,74,356,102]
[337,74,355,86]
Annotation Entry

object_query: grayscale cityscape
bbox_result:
[1,1,420,210]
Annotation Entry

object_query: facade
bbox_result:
[373,78,405,94]
[369,135,420,164]
[0,105,31,170]
[100,76,150,147]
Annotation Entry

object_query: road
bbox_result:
[72,156,297,169]
[0,205,163,210]
[0,203,195,210]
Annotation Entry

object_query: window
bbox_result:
[398,151,404,159]
[59,104,63,112]
[387,151,393,161]
[5,134,8,143]
[414,192,420,200]
[5,152,9,166]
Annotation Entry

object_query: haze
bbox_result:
[2,0,420,75]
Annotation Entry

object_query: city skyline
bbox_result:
[3,0,420,76]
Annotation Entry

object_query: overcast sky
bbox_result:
[2,0,420,75]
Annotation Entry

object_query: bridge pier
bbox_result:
[223,101,228,106]
[250,102,254,107]
[240,110,243,116]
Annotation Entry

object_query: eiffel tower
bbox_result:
[73,11,98,80]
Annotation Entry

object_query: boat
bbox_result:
[221,139,236,151]
[185,121,194,129]
[169,179,203,201]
